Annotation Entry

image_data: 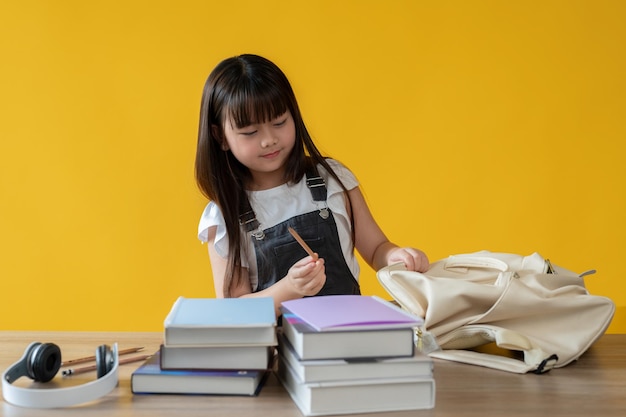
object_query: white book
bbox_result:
[163,296,277,346]
[160,344,274,370]
[278,334,432,383]
[281,311,414,360]
[277,358,435,416]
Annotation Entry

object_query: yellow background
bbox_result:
[1,1,624,333]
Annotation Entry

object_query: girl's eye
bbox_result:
[273,118,287,127]
[240,130,257,136]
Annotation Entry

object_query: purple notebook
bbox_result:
[281,295,423,332]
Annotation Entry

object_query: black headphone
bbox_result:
[2,342,119,408]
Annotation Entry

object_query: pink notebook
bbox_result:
[281,295,423,332]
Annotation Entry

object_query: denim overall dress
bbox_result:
[239,167,361,296]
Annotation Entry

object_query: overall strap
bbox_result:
[238,203,261,234]
[305,165,328,202]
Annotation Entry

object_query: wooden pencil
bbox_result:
[288,227,318,260]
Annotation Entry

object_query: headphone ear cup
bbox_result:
[95,345,113,379]
[26,342,61,383]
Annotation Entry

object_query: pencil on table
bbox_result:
[61,346,145,366]
[62,354,152,377]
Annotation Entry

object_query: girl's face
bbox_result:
[222,110,296,190]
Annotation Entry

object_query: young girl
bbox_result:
[195,54,429,313]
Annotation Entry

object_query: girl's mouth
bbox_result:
[261,150,280,159]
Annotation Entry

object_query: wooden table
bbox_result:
[1,332,625,416]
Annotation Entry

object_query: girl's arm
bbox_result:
[205,225,326,315]
[206,225,251,298]
[349,186,429,272]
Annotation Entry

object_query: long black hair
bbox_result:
[195,54,353,296]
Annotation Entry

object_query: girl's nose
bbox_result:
[261,132,278,148]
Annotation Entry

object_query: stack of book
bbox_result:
[277,295,435,416]
[131,296,277,396]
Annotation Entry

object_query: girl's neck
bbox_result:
[246,171,287,191]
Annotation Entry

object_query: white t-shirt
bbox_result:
[198,159,360,290]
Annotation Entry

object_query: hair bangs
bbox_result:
[224,81,288,129]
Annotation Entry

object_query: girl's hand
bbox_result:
[387,247,429,272]
[286,256,326,296]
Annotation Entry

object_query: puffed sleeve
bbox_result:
[324,159,359,191]
[197,201,229,259]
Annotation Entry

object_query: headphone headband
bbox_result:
[2,343,119,408]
